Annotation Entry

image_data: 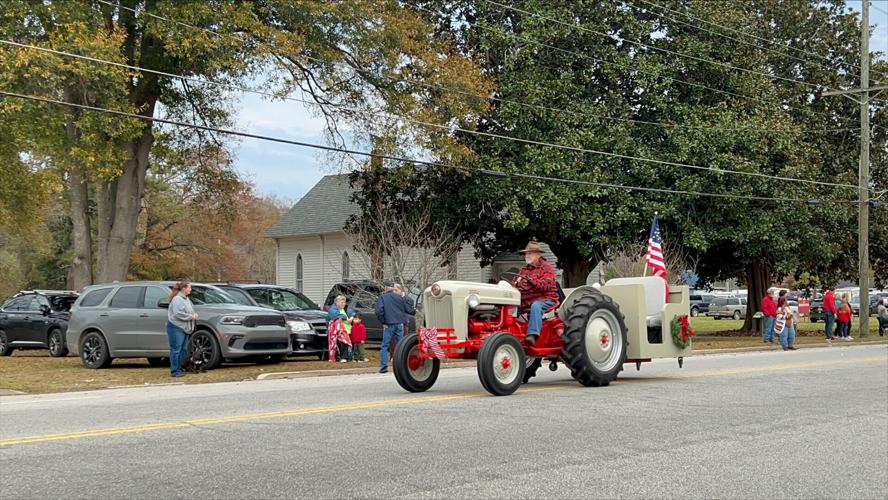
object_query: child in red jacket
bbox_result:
[836,298,853,341]
[350,314,368,362]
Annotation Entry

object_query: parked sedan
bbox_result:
[706,296,747,320]
[809,299,826,322]
[66,282,290,369]
[0,290,78,357]
[216,283,329,359]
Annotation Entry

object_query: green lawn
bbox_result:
[689,315,882,336]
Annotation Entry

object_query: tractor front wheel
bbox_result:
[477,333,525,396]
[561,292,628,387]
[393,333,440,392]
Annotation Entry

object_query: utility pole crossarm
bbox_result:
[821,84,888,97]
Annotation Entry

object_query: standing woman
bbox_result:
[326,295,354,362]
[167,281,198,377]
[777,294,798,351]
[836,293,853,341]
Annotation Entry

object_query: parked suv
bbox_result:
[216,283,328,359]
[322,281,418,343]
[66,282,289,369]
[0,290,78,357]
[689,293,714,317]
[706,296,747,320]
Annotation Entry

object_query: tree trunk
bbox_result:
[63,88,92,289]
[742,259,771,333]
[95,123,154,283]
[561,256,593,288]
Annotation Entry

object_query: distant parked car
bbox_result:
[706,296,747,320]
[66,282,289,369]
[689,293,714,317]
[0,290,78,357]
[869,293,888,316]
[322,281,418,343]
[216,283,329,359]
[809,299,826,322]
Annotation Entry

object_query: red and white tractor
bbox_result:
[393,276,691,396]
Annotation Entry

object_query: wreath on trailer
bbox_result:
[671,314,696,349]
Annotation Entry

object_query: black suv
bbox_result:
[0,290,78,357]
[216,283,329,358]
[322,281,418,343]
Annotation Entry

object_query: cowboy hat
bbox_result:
[518,240,544,254]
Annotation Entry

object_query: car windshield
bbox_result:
[248,288,318,311]
[188,285,237,305]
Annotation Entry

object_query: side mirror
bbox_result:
[40,304,51,316]
[158,301,170,309]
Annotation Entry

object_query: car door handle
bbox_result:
[139,314,149,318]
[99,313,110,317]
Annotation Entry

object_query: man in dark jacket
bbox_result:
[374,280,415,373]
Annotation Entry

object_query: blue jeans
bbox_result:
[379,324,404,369]
[780,325,796,348]
[763,316,776,342]
[166,321,189,375]
[824,312,835,339]
[528,300,556,336]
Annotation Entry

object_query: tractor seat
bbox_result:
[604,277,667,327]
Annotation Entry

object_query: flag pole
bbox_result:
[643,212,657,277]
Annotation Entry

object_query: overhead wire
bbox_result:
[1,39,861,190]
[0,90,866,206]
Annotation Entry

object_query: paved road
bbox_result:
[1,345,886,499]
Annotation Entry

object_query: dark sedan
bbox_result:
[809,300,827,322]
[217,284,329,359]
[0,290,77,357]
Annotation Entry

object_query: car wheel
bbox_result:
[690,307,699,318]
[80,332,112,369]
[147,357,169,367]
[190,330,222,370]
[0,330,13,356]
[733,310,742,320]
[48,329,68,357]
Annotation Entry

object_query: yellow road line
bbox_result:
[2,356,884,447]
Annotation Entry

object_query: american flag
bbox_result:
[646,215,667,278]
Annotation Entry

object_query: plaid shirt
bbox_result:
[512,257,559,309]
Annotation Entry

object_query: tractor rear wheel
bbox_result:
[560,292,628,387]
[522,357,542,384]
[477,333,525,396]
[393,333,440,392]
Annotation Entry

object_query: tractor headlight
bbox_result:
[287,320,312,332]
[466,294,481,308]
[220,315,245,325]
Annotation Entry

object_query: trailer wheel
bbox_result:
[561,292,628,387]
[478,333,525,396]
[522,357,542,384]
[393,333,440,392]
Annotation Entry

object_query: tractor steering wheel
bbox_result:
[499,271,530,284]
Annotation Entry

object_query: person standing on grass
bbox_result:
[349,313,368,362]
[167,281,197,378]
[777,294,798,351]
[761,288,778,344]
[822,286,838,342]
[836,294,853,341]
[375,280,415,374]
[877,298,888,337]
[326,295,355,362]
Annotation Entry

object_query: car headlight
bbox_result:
[220,315,246,325]
[287,320,312,332]
[466,294,481,308]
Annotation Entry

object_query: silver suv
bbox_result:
[66,281,290,369]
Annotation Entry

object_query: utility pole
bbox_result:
[822,1,888,337]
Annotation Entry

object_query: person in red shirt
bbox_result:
[349,313,368,362]
[761,288,778,344]
[512,240,559,346]
[822,287,838,341]
[836,294,853,341]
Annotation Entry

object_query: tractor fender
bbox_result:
[557,285,604,322]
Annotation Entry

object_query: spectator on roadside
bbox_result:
[326,295,355,362]
[374,280,415,374]
[877,299,887,337]
[350,313,368,362]
[761,288,778,344]
[167,280,197,378]
[777,294,798,351]
[836,293,853,341]
[822,286,838,342]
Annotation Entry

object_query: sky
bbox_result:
[230,2,888,202]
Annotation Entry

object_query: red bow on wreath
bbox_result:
[671,314,696,349]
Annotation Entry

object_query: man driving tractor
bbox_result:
[511,239,559,346]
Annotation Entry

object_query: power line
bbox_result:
[483,0,822,89]
[629,0,841,74]
[0,90,866,205]
[103,0,825,124]
[3,39,861,190]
